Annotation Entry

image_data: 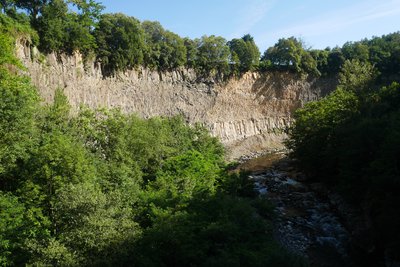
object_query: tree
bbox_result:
[141,20,164,69]
[66,0,103,55]
[342,41,370,62]
[33,0,102,55]
[0,0,14,13]
[0,34,38,183]
[147,150,219,207]
[195,35,230,77]
[64,11,96,55]
[94,13,145,75]
[36,0,68,53]
[0,192,27,266]
[310,48,329,76]
[49,182,140,266]
[262,37,302,71]
[159,30,186,70]
[338,59,377,92]
[0,31,18,67]
[67,0,103,22]
[229,51,240,76]
[228,34,260,73]
[183,37,198,69]
[286,88,359,177]
[326,47,345,74]
[261,37,319,76]
[14,0,48,22]
[142,21,186,70]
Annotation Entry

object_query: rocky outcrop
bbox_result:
[15,41,336,159]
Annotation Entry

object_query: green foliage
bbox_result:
[3,1,400,81]
[286,88,359,178]
[0,191,51,266]
[30,0,101,55]
[310,49,329,75]
[287,82,400,261]
[95,13,145,75]
[261,37,320,76]
[259,32,399,78]
[183,37,198,69]
[338,59,377,92]
[36,0,68,53]
[142,20,187,71]
[159,31,187,70]
[366,32,400,83]
[0,12,38,46]
[147,150,220,208]
[0,12,313,265]
[342,41,370,62]
[67,0,103,54]
[14,0,48,21]
[50,182,140,266]
[326,47,345,74]
[228,34,260,73]
[196,35,231,77]
[0,71,38,179]
[0,192,27,266]
[134,194,306,267]
[302,32,400,78]
[0,32,18,67]
[0,0,14,13]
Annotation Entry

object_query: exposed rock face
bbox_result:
[16,41,336,159]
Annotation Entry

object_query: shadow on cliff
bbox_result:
[251,71,337,115]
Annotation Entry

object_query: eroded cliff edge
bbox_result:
[16,41,336,159]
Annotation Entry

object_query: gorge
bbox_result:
[2,3,399,265]
[16,40,335,159]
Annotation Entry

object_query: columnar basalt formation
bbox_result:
[16,41,336,159]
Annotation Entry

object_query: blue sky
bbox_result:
[99,0,400,52]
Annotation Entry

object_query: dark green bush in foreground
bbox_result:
[287,76,400,262]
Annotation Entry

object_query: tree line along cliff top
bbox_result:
[1,0,399,83]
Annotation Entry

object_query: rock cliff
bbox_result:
[16,40,336,159]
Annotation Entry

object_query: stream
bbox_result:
[239,153,354,267]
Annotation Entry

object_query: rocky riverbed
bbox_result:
[242,155,354,267]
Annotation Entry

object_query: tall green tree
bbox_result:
[0,0,14,13]
[66,0,103,55]
[0,33,38,183]
[338,59,377,92]
[326,47,345,74]
[342,41,370,62]
[142,20,187,70]
[183,37,198,69]
[36,0,68,53]
[159,30,186,70]
[262,37,319,75]
[228,34,260,73]
[310,48,330,76]
[141,20,165,69]
[14,0,48,23]
[195,35,230,77]
[94,13,145,75]
[286,88,359,178]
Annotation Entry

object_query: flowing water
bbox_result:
[239,153,354,267]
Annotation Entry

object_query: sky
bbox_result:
[99,0,400,52]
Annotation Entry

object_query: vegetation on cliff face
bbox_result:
[0,19,306,266]
[287,32,400,263]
